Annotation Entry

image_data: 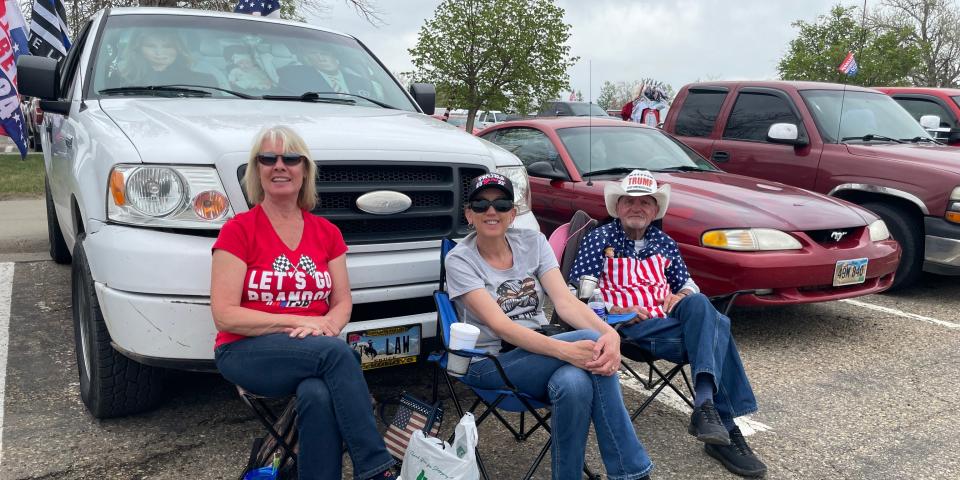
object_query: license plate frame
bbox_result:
[833,258,868,287]
[346,324,422,371]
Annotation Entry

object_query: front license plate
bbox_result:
[833,258,868,286]
[346,324,421,371]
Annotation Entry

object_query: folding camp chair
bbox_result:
[428,238,600,480]
[547,212,749,421]
[236,387,298,479]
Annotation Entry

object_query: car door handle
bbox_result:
[712,151,730,162]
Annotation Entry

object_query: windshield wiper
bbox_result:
[582,167,637,177]
[840,134,904,144]
[263,91,397,109]
[656,165,709,172]
[900,136,941,144]
[159,84,254,99]
[99,85,211,97]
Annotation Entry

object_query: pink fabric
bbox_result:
[547,223,571,263]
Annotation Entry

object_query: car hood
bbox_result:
[845,143,960,174]
[590,171,873,233]
[99,98,496,163]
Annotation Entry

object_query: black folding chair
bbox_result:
[236,387,298,479]
[428,238,599,480]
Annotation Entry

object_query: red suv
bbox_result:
[875,87,960,146]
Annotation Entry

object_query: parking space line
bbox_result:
[840,299,960,330]
[0,262,13,456]
[617,368,771,436]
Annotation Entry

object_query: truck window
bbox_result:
[723,92,803,142]
[59,21,94,99]
[674,89,726,137]
[893,97,956,129]
[954,96,960,109]
[489,127,560,168]
[800,90,932,143]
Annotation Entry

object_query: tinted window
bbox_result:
[555,126,718,174]
[954,96,960,109]
[674,89,726,137]
[723,92,802,142]
[487,128,561,168]
[894,97,955,128]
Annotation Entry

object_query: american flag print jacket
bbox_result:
[569,219,692,317]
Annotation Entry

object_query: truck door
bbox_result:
[711,87,822,190]
[669,87,728,161]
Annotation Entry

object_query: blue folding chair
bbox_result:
[428,238,599,480]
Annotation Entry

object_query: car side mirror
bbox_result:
[409,83,436,115]
[919,114,941,130]
[527,161,568,180]
[17,56,60,100]
[766,123,808,146]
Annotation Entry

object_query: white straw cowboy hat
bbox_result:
[603,169,671,220]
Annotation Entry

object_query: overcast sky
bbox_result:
[309,0,876,102]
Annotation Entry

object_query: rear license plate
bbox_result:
[346,324,421,371]
[833,258,868,286]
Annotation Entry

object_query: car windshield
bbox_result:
[556,126,719,174]
[89,14,416,111]
[447,116,468,127]
[799,90,931,143]
[567,102,610,116]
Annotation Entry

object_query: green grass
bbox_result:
[0,153,44,200]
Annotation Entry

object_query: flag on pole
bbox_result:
[234,0,281,17]
[4,0,28,62]
[838,51,859,77]
[0,0,28,157]
[28,0,71,60]
[568,91,576,101]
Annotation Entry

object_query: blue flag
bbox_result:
[1,0,28,157]
[235,0,281,17]
[28,0,71,60]
[838,51,859,77]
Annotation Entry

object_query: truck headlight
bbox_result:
[496,165,532,215]
[868,219,891,241]
[107,165,234,228]
[701,228,802,251]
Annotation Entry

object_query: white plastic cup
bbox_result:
[447,323,481,376]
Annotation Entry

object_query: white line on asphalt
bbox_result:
[840,299,960,330]
[0,262,14,460]
[617,369,772,436]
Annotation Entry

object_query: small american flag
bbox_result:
[384,394,443,460]
[838,51,859,77]
[234,0,281,17]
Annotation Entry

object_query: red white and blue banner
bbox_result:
[235,0,281,17]
[838,51,859,77]
[0,0,28,157]
[28,0,71,60]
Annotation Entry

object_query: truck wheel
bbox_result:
[33,131,43,152]
[72,234,166,418]
[44,177,71,264]
[861,202,922,291]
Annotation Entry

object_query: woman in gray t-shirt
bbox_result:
[445,173,653,480]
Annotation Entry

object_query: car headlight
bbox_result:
[107,165,234,228]
[868,219,891,241]
[701,228,802,251]
[948,187,960,224]
[496,165,532,215]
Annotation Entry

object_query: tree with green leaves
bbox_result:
[873,0,960,87]
[409,0,577,132]
[777,5,921,86]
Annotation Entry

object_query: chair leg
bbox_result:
[522,438,552,480]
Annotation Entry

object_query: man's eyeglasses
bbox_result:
[468,198,514,213]
[256,153,306,167]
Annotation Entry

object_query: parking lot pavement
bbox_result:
[0,199,48,263]
[0,258,958,479]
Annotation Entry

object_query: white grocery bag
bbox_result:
[400,412,479,480]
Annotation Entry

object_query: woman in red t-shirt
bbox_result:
[211,126,395,480]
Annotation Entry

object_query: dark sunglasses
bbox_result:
[469,198,514,213]
[256,152,306,167]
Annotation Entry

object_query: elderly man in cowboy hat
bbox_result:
[569,170,766,478]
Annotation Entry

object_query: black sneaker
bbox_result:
[704,426,767,477]
[688,400,730,445]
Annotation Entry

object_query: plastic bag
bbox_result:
[400,413,479,480]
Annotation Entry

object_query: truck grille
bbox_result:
[238,163,486,244]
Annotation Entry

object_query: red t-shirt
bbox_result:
[212,205,348,348]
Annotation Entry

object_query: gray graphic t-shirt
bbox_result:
[445,228,559,355]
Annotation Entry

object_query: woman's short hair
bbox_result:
[244,126,318,211]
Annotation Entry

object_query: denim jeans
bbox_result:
[461,329,653,480]
[215,333,395,480]
[619,293,758,420]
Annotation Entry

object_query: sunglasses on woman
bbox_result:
[256,152,306,167]
[469,198,514,213]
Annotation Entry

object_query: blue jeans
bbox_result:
[215,334,395,480]
[461,329,653,480]
[619,293,758,420]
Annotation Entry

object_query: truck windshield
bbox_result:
[89,14,417,111]
[556,126,719,174]
[567,103,611,116]
[799,90,932,144]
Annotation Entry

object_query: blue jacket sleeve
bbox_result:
[568,227,606,286]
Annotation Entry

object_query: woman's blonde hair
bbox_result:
[244,126,318,210]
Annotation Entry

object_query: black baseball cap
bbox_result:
[468,172,515,202]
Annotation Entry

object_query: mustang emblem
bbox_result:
[830,231,848,242]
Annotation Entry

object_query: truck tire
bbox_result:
[32,131,43,152]
[72,234,166,418]
[861,202,922,291]
[44,177,71,264]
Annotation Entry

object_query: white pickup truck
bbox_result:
[18,7,537,418]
